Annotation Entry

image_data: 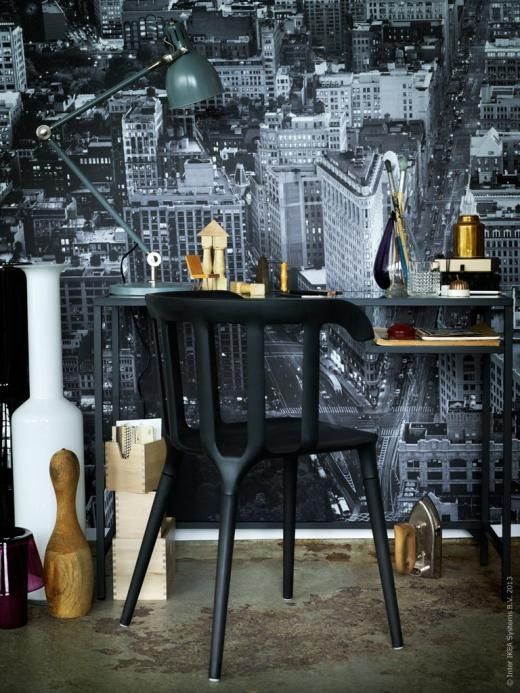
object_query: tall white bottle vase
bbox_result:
[11,264,85,599]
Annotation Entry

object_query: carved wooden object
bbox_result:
[43,449,93,618]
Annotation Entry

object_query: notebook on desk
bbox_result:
[415,325,500,341]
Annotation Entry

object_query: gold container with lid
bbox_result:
[452,214,485,258]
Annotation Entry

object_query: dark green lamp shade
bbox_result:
[165,52,223,109]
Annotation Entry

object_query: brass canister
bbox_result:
[453,214,485,257]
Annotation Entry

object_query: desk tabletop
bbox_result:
[94,290,514,309]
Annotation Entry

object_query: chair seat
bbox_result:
[179,417,377,458]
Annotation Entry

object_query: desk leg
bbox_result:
[501,307,513,602]
[94,303,105,600]
[112,306,120,419]
[480,353,490,566]
[151,318,169,438]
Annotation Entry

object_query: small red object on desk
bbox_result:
[387,323,416,340]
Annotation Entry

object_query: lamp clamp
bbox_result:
[146,251,162,287]
[160,46,188,66]
[36,124,52,141]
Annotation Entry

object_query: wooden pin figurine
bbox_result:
[44,449,93,618]
[198,220,229,290]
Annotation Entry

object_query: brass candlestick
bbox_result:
[280,262,289,293]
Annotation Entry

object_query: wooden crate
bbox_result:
[105,438,166,493]
[112,520,175,601]
[115,490,169,539]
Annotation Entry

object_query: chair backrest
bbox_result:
[146,291,374,464]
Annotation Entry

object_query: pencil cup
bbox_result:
[407,262,441,296]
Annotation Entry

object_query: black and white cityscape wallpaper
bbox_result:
[0,0,519,527]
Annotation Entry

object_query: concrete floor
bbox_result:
[0,538,517,693]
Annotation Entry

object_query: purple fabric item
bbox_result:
[0,528,44,628]
[373,213,396,290]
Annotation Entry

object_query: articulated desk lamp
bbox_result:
[34,21,223,296]
[9,22,222,579]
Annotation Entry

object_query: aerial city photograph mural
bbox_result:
[0,0,518,527]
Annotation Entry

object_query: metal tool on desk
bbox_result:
[394,495,442,578]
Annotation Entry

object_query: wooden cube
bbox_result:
[105,438,166,493]
[249,283,265,297]
[215,276,228,290]
[115,491,169,539]
[112,520,175,601]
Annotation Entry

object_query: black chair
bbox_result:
[120,291,403,681]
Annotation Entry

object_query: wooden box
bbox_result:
[112,520,175,601]
[105,438,166,493]
[115,491,169,539]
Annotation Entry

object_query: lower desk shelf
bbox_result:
[372,327,501,351]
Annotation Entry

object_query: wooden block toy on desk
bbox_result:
[185,254,205,279]
[215,275,228,290]
[115,490,168,539]
[249,283,265,297]
[105,438,166,494]
[112,519,176,601]
[229,281,265,297]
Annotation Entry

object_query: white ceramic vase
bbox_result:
[11,264,85,598]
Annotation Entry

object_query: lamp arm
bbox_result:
[46,138,149,255]
[33,41,190,284]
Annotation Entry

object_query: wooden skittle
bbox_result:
[43,449,93,618]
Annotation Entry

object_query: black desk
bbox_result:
[93,293,514,600]
[347,294,514,603]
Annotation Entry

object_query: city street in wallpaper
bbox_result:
[0,0,518,527]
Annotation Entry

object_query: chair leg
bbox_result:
[120,451,177,627]
[283,456,298,600]
[209,489,239,682]
[358,443,403,649]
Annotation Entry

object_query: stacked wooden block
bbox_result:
[105,437,175,600]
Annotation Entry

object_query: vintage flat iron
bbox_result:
[394,495,442,578]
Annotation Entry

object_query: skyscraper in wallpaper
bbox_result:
[491,0,520,19]
[122,96,164,195]
[252,109,333,261]
[94,0,123,38]
[303,0,350,55]
[0,91,21,150]
[318,149,383,294]
[265,164,324,268]
[484,37,520,85]
[259,18,283,102]
[0,0,518,527]
[0,22,26,91]
[365,0,449,21]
